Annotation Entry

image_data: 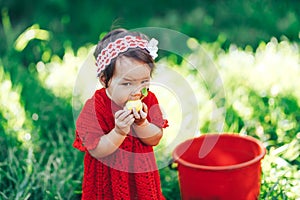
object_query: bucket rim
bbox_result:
[172,133,266,171]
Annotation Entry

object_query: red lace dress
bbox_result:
[73,88,168,200]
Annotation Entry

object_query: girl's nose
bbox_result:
[131,87,142,97]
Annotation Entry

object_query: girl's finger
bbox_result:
[139,103,148,119]
[142,103,148,113]
[116,110,131,120]
[126,117,135,125]
[123,114,134,124]
[139,109,147,119]
[117,117,134,130]
[132,108,140,119]
[115,110,126,119]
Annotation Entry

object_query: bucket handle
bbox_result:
[168,158,178,170]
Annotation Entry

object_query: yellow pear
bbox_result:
[125,100,143,112]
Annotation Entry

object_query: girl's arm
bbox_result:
[89,128,126,159]
[132,120,163,146]
[89,110,134,159]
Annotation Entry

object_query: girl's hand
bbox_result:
[114,110,135,135]
[132,103,148,126]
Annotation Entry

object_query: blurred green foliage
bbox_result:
[1,0,300,56]
[0,0,300,199]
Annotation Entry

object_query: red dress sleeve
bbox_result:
[73,96,102,151]
[73,91,110,151]
[143,91,169,129]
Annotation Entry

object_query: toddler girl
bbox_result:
[73,28,168,200]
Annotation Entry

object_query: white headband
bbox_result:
[95,35,158,75]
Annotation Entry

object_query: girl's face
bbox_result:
[105,56,151,107]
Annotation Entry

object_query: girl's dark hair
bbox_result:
[94,28,155,88]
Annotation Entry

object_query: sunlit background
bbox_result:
[1,0,300,199]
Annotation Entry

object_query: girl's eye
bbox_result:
[142,80,149,84]
[122,82,131,86]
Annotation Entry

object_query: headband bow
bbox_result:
[96,36,159,75]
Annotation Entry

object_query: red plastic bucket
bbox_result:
[172,133,266,200]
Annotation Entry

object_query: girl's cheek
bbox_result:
[122,85,134,94]
[116,88,131,101]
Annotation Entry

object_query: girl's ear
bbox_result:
[99,75,107,88]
